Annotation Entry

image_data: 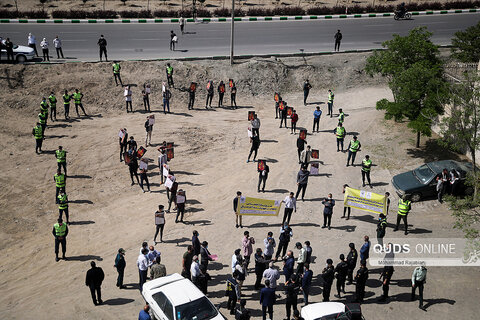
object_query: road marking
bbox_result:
[129,39,162,41]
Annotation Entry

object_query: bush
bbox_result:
[443,1,473,9]
[87,10,117,18]
[349,5,365,13]
[233,8,245,17]
[196,8,211,17]
[406,3,421,11]
[153,9,177,18]
[427,1,444,10]
[52,10,86,18]
[0,9,17,18]
[119,10,152,18]
[212,8,230,17]
[23,10,49,18]
[272,6,305,15]
[246,8,274,16]
[306,6,332,15]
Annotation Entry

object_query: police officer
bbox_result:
[379,265,394,302]
[361,155,372,188]
[73,89,87,117]
[32,122,44,154]
[112,61,123,86]
[63,90,72,120]
[49,91,57,121]
[321,258,335,302]
[54,169,66,203]
[52,218,68,261]
[376,213,387,247]
[303,79,312,106]
[333,122,346,152]
[56,145,67,175]
[57,190,70,224]
[327,89,334,117]
[38,108,48,134]
[166,63,174,87]
[218,81,226,107]
[394,195,411,235]
[346,135,361,166]
[354,260,368,303]
[346,242,357,285]
[334,254,348,298]
[338,108,345,124]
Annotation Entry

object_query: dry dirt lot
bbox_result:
[0,54,479,319]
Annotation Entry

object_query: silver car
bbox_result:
[1,42,35,62]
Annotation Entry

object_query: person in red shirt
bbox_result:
[291,110,299,134]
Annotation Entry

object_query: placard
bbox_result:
[344,187,387,215]
[190,82,197,92]
[123,152,132,164]
[287,107,293,117]
[310,161,319,175]
[165,177,173,189]
[279,101,285,111]
[166,148,174,160]
[163,164,169,177]
[274,92,280,102]
[248,127,253,138]
[311,149,319,159]
[137,147,147,159]
[139,160,148,170]
[229,79,234,88]
[248,111,255,121]
[148,115,155,126]
[299,129,307,140]
[257,159,266,172]
[236,196,282,216]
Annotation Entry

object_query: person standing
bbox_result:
[251,114,261,138]
[346,136,361,166]
[124,85,133,113]
[139,305,151,320]
[200,241,213,270]
[303,79,312,106]
[334,30,342,51]
[154,205,165,243]
[338,108,345,124]
[260,279,276,320]
[436,168,449,203]
[85,261,104,306]
[304,241,312,264]
[192,230,201,256]
[377,214,387,247]
[275,222,293,260]
[52,218,68,262]
[378,265,394,302]
[342,184,351,220]
[263,231,275,261]
[144,117,153,146]
[242,231,255,267]
[361,155,372,188]
[334,122,346,152]
[282,192,297,225]
[233,191,243,228]
[283,250,295,282]
[143,84,151,111]
[301,263,313,305]
[354,261,369,303]
[450,169,460,195]
[166,178,178,212]
[57,190,70,224]
[247,134,260,163]
[4,38,14,61]
[190,255,202,286]
[291,110,299,134]
[262,262,280,289]
[32,122,44,154]
[182,245,194,279]
[150,256,167,280]
[218,81,226,107]
[295,165,310,201]
[112,61,123,86]
[411,266,427,309]
[56,145,67,175]
[73,88,87,117]
[54,169,66,202]
[296,136,307,164]
[166,63,174,87]
[27,33,39,57]
[280,102,288,128]
[334,254,348,298]
[231,84,237,109]
[170,30,177,51]
[38,108,48,134]
[254,248,267,290]
[97,35,108,61]
[188,83,196,110]
[163,88,172,114]
[360,236,370,262]
[313,106,322,133]
[327,89,335,117]
[300,145,312,167]
[114,248,126,289]
[296,242,307,275]
[157,147,167,184]
[128,154,140,186]
[49,92,57,121]
[176,189,186,223]
[137,248,149,291]
[53,35,64,59]
[40,38,49,61]
[227,273,241,315]
[346,243,358,285]
[394,195,411,235]
[322,259,335,302]
[257,162,269,193]
[321,194,335,230]
[284,274,299,319]
[179,16,185,34]
[63,90,72,120]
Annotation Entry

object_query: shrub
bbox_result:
[196,8,211,17]
[86,10,117,18]
[246,8,274,16]
[213,8,230,17]
[306,6,332,15]
[272,6,305,15]
[349,5,365,13]
[153,9,177,18]
[0,9,17,18]
[234,8,245,17]
[22,10,49,18]
[406,3,421,11]
[426,1,444,10]
[119,10,152,18]
[52,10,86,18]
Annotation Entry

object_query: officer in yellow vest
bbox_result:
[40,97,49,114]
[112,61,123,86]
[58,191,70,224]
[346,136,361,166]
[32,122,44,154]
[73,88,87,117]
[49,92,57,121]
[63,90,72,120]
[166,63,174,87]
[56,145,67,175]
[333,122,346,152]
[52,218,69,261]
[38,109,48,134]
[54,169,66,203]
[327,89,335,117]
[338,108,345,124]
[361,155,372,188]
[394,195,411,235]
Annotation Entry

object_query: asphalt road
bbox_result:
[1,13,479,61]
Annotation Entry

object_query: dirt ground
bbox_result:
[0,54,479,319]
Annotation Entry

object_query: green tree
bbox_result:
[366,27,448,147]
[451,21,480,63]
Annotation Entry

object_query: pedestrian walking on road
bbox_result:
[303,79,312,105]
[170,30,177,51]
[40,38,49,61]
[179,16,185,34]
[97,34,108,61]
[112,61,123,86]
[52,218,68,262]
[334,30,343,51]
[322,194,335,230]
[114,248,126,289]
[53,35,64,59]
[85,261,104,306]
[124,85,133,113]
[27,33,39,57]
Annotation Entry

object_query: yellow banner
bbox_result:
[344,187,386,214]
[236,196,282,216]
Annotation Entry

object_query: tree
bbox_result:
[366,27,448,147]
[451,21,480,63]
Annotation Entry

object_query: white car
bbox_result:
[0,42,35,62]
[142,273,225,320]
[301,302,364,320]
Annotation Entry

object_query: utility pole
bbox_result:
[230,0,235,65]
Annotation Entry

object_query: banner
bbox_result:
[236,196,282,216]
[344,187,386,215]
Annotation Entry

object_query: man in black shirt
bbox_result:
[334,30,342,51]
[233,191,243,228]
[322,259,335,301]
[354,260,368,303]
[347,242,358,284]
[296,137,307,164]
[334,254,348,298]
[85,261,105,306]
[258,163,269,193]
[247,135,260,163]
[97,35,107,62]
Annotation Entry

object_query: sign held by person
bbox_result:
[311,149,319,159]
[236,196,282,216]
[257,159,266,172]
[344,187,387,215]
[137,146,147,159]
[248,111,255,121]
[299,129,307,140]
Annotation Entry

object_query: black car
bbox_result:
[392,160,473,202]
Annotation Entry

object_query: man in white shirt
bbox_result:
[251,114,261,138]
[295,242,307,275]
[124,86,133,113]
[40,38,49,61]
[262,262,280,289]
[282,192,297,225]
[231,249,241,274]
[190,255,201,284]
[27,33,38,57]
[53,35,64,59]
[137,248,149,291]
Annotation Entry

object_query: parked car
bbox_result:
[392,160,474,202]
[301,302,363,320]
[142,273,225,320]
[0,41,35,62]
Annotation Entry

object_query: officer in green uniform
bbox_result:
[49,92,57,121]
[376,213,387,247]
[327,89,334,117]
[56,145,67,175]
[52,218,68,262]
[63,90,72,120]
[338,108,345,124]
[112,62,123,86]
[346,135,361,166]
[38,109,48,135]
[73,88,87,117]
[57,191,70,224]
[54,169,66,203]
[333,122,346,152]
[361,155,372,188]
[40,97,49,114]
[166,63,174,87]
[32,122,44,154]
[394,195,411,235]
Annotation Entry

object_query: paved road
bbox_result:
[1,13,479,61]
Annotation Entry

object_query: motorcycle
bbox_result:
[394,10,412,20]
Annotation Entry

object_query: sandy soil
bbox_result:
[0,54,479,319]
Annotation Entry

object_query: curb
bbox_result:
[0,9,477,23]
